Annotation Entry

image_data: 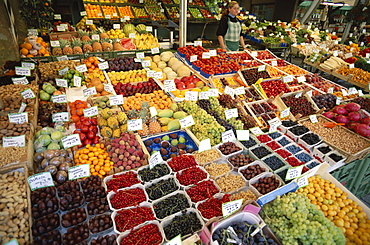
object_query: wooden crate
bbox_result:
[241,101,265,128]
[49,31,79,41]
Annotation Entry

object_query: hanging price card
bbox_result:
[52,95,67,103]
[136,52,145,59]
[222,129,236,143]
[190,55,197,62]
[8,112,28,124]
[224,86,235,98]
[56,25,65,31]
[86,19,93,25]
[109,95,124,106]
[297,175,309,188]
[283,75,293,83]
[341,89,349,97]
[21,62,35,70]
[52,112,69,122]
[309,114,318,123]
[83,106,98,117]
[234,87,245,95]
[150,107,157,117]
[198,138,211,153]
[15,67,31,76]
[128,119,143,131]
[185,91,198,101]
[76,64,88,73]
[62,134,81,149]
[208,88,219,97]
[209,50,217,56]
[91,34,99,40]
[165,235,182,245]
[348,87,358,95]
[297,76,306,83]
[3,135,26,147]
[146,26,153,32]
[18,102,27,113]
[336,97,342,105]
[103,84,115,94]
[12,77,29,85]
[286,165,303,180]
[50,40,60,47]
[153,71,163,79]
[249,127,263,136]
[258,65,266,72]
[149,151,163,169]
[179,115,195,128]
[236,130,249,141]
[59,67,68,76]
[202,52,210,59]
[69,164,90,180]
[271,60,278,66]
[222,199,243,217]
[194,40,202,46]
[98,61,109,70]
[280,107,290,119]
[54,14,61,19]
[225,108,238,120]
[56,56,68,61]
[328,87,334,94]
[80,11,87,16]
[199,91,209,100]
[151,47,160,54]
[20,88,35,99]
[27,172,54,191]
[163,80,176,92]
[83,87,97,97]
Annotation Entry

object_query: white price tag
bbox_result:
[224,86,235,98]
[149,151,163,169]
[306,90,313,97]
[165,235,182,245]
[202,52,210,59]
[236,130,249,141]
[349,87,358,95]
[76,64,88,73]
[164,80,176,92]
[62,134,82,149]
[124,16,130,20]
[185,91,198,101]
[83,87,97,97]
[333,50,338,57]
[199,91,209,100]
[128,119,143,131]
[295,92,302,98]
[105,14,111,19]
[97,13,102,16]
[18,102,27,113]
[52,95,67,103]
[21,62,35,70]
[268,117,281,126]
[136,52,145,59]
[222,199,243,217]
[179,115,195,128]
[15,67,31,76]
[280,107,290,119]
[80,11,87,16]
[209,50,217,56]
[3,135,26,147]
[297,76,306,83]
[286,166,303,180]
[297,175,309,188]
[208,88,219,97]
[68,164,90,180]
[151,47,160,54]
[366,53,370,59]
[147,70,155,78]
[91,34,99,40]
[8,112,28,124]
[336,97,342,105]
[283,75,293,83]
[86,19,93,25]
[61,24,68,30]
[141,60,151,67]
[269,123,278,133]
[309,114,318,123]
[198,138,211,153]
[153,71,163,79]
[190,55,197,62]
[349,63,355,69]
[194,40,202,46]
[56,55,68,61]
[222,129,236,143]
[271,60,278,66]
[50,40,60,47]
[54,14,61,19]
[225,108,238,120]
[103,83,114,94]
[28,29,38,35]
[328,87,334,94]
[98,61,109,70]
[20,88,35,99]
[109,95,124,106]
[345,53,353,59]
[129,33,136,38]
[258,65,266,72]
[150,106,157,117]
[234,87,245,95]
[83,106,99,117]
[54,79,68,89]
[146,26,153,32]
[249,127,263,136]
[12,77,29,85]
[59,67,68,76]
[251,51,258,57]
[341,89,349,97]
[359,90,364,96]
[27,172,54,191]
[52,112,69,122]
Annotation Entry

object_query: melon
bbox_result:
[160,51,174,62]
[171,61,184,72]
[157,61,167,69]
[123,24,136,36]
[167,71,177,79]
[168,57,178,67]
[143,56,152,62]
[162,72,167,80]
[153,68,162,72]
[163,67,173,74]
[153,55,161,63]
[177,66,190,77]
[149,62,157,70]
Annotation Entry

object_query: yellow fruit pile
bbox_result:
[298,175,370,245]
[85,70,106,84]
[123,91,172,111]
[106,29,125,39]
[107,69,147,85]
[74,144,113,178]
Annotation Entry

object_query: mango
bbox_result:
[158,117,172,126]
[173,111,187,119]
[168,119,180,131]
[158,109,174,118]
[170,103,178,112]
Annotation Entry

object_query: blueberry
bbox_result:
[278,137,290,146]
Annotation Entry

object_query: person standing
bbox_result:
[216,1,246,51]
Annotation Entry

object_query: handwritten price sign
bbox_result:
[62,134,81,149]
[68,164,90,180]
[27,172,54,191]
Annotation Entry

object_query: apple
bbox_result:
[174,78,181,84]
[186,82,196,89]
[177,82,186,90]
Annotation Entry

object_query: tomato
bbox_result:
[81,126,89,133]
[79,133,87,142]
[87,131,96,139]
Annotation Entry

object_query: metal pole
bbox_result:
[179,0,187,47]
[342,0,360,42]
[300,0,321,24]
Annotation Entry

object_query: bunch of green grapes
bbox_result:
[209,97,244,130]
[262,193,346,245]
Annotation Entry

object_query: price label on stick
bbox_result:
[179,115,195,128]
[128,119,143,131]
[164,80,176,92]
[68,164,90,180]
[297,175,309,188]
[336,97,342,105]
[286,166,303,180]
[151,47,160,54]
[22,62,35,70]
[20,88,35,99]
[3,135,26,148]
[12,77,28,85]
[83,106,98,117]
[236,130,249,141]
[328,87,334,94]
[280,107,290,119]
[185,91,198,101]
[202,52,210,59]
[153,71,163,79]
[208,88,218,97]
[62,134,81,149]
[150,107,157,117]
[258,65,266,72]
[109,95,124,106]
[198,138,211,152]
[27,172,54,191]
[52,95,67,103]
[59,67,68,76]
[165,235,182,245]
[98,61,109,70]
[234,87,245,95]
[190,55,197,62]
[295,92,302,98]
[271,60,278,66]
[297,76,306,83]
[8,112,28,124]
[283,75,293,83]
[149,151,163,169]
[15,67,31,76]
[103,83,115,94]
[225,108,238,119]
[83,87,97,97]
[52,112,69,122]
[249,127,263,136]
[341,89,349,97]
[199,91,209,100]
[349,87,358,95]
[224,86,235,98]
[309,114,318,123]
[222,199,243,217]
[76,64,88,73]
[222,129,236,143]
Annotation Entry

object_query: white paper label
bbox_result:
[69,164,90,180]
[98,61,109,70]
[348,87,358,95]
[150,107,157,117]
[251,51,257,57]
[149,151,163,169]
[86,19,93,25]
[27,172,54,191]
[236,130,249,141]
[15,67,31,76]
[185,91,198,101]
[50,40,60,47]
[59,67,68,76]
[109,95,124,105]
[146,26,153,32]
[83,106,98,117]
[128,119,143,131]
[283,76,293,83]
[52,95,67,103]
[222,130,236,143]
[80,11,87,16]
[295,92,302,98]
[3,135,26,148]
[179,115,195,128]
[164,80,176,92]
[328,87,334,94]
[359,90,364,96]
[28,29,38,35]
[309,114,318,123]
[56,55,68,61]
[21,62,35,69]
[194,40,202,46]
[286,166,303,180]
[341,89,349,97]
[209,50,217,56]
[124,16,130,20]
[297,175,309,188]
[103,83,114,94]
[62,134,82,149]
[202,52,210,59]
[222,199,243,217]
[190,55,197,62]
[198,138,211,153]
[147,70,155,78]
[306,90,313,97]
[349,63,355,69]
[269,123,278,133]
[345,53,353,59]
[208,88,219,97]
[20,88,35,99]
[56,26,65,33]
[280,107,290,118]
[224,86,235,98]
[54,14,61,19]
[199,91,209,100]
[136,52,145,59]
[8,113,28,124]
[250,127,263,136]
[271,60,278,66]
[225,108,238,120]
[333,50,338,57]
[336,97,342,105]
[258,65,266,72]
[153,71,163,79]
[52,112,69,122]
[76,64,88,73]
[165,235,182,245]
[12,77,29,85]
[128,32,135,39]
[56,79,68,88]
[18,102,27,113]
[140,60,151,68]
[234,87,245,95]
[91,34,99,40]
[151,47,160,54]
[105,14,111,19]
[297,76,306,83]
[83,87,97,97]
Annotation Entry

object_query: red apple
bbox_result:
[177,82,186,90]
